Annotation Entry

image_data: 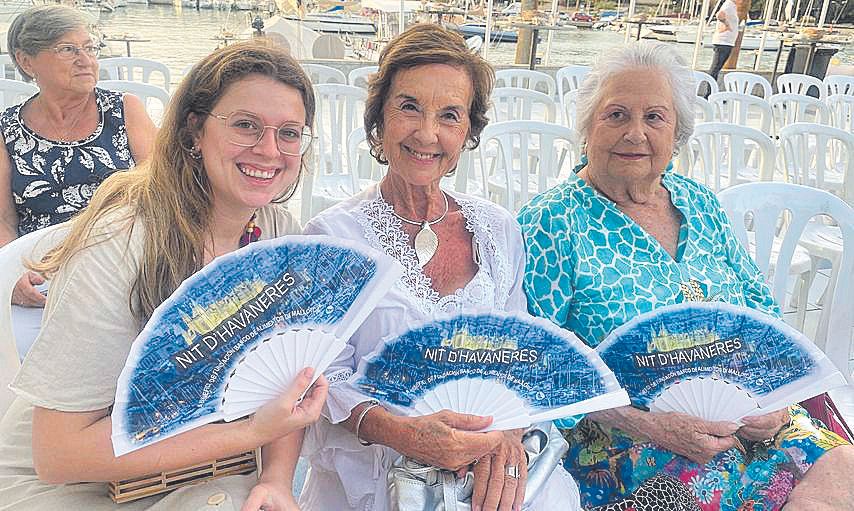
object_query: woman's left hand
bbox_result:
[738,409,789,442]
[470,429,527,511]
[241,481,300,511]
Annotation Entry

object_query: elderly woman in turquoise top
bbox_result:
[518,42,854,511]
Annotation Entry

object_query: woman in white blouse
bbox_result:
[296,24,580,511]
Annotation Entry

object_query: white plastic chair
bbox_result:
[684,122,777,192]
[776,73,826,101]
[780,123,854,204]
[709,92,773,135]
[0,54,26,81]
[98,80,171,126]
[827,94,854,133]
[0,79,37,109]
[768,93,831,136]
[719,182,854,382]
[301,63,346,85]
[489,87,555,123]
[694,70,718,97]
[494,69,556,98]
[478,120,580,211]
[559,90,579,130]
[823,75,854,97]
[723,71,773,99]
[303,83,368,220]
[99,57,172,91]
[555,65,590,99]
[694,96,715,123]
[346,126,385,182]
[0,223,69,417]
[347,65,378,89]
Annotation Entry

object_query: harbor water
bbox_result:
[93,4,852,86]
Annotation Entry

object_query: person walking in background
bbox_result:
[706,0,743,96]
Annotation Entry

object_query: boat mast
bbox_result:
[691,0,711,69]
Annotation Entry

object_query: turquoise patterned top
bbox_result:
[518,167,781,351]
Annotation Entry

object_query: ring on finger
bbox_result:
[504,464,520,479]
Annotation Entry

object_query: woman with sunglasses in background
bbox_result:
[0,4,157,357]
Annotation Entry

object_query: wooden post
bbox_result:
[723,0,749,69]
[515,0,538,65]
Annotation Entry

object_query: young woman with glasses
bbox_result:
[0,39,328,510]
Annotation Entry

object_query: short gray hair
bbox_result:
[575,41,696,149]
[7,5,93,82]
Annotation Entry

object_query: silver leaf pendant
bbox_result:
[414,221,439,268]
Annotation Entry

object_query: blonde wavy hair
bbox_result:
[31,39,315,325]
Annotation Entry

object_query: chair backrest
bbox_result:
[302,63,346,85]
[347,65,378,89]
[0,79,37,109]
[719,182,854,380]
[827,94,854,133]
[0,54,26,81]
[823,74,854,97]
[478,120,580,211]
[723,71,773,99]
[494,69,556,98]
[768,93,831,136]
[693,70,719,96]
[489,87,555,123]
[684,122,776,192]
[97,80,171,126]
[709,91,773,134]
[559,90,579,130]
[99,57,171,91]
[303,83,368,220]
[0,223,69,417]
[694,96,715,123]
[346,126,385,182]
[555,65,590,99]
[776,73,826,100]
[779,122,854,203]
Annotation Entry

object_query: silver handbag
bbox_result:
[388,422,568,511]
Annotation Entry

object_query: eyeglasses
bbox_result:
[52,42,101,60]
[208,111,313,156]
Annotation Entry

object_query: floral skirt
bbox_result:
[563,406,850,511]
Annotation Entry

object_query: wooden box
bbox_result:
[108,450,259,504]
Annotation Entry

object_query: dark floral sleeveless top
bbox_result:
[1,87,135,236]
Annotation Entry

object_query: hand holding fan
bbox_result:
[350,310,630,431]
[111,235,403,456]
[596,302,847,423]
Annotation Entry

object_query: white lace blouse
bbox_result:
[299,184,579,511]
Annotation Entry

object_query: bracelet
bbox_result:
[355,400,381,447]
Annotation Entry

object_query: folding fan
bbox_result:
[111,235,403,456]
[350,310,630,431]
[596,302,847,423]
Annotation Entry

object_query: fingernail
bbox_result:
[303,367,314,377]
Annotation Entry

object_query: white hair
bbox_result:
[575,41,697,149]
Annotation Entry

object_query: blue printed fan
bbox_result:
[350,310,630,431]
[111,235,403,456]
[596,302,847,422]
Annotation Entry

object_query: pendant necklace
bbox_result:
[380,188,449,268]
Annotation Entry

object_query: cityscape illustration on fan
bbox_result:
[351,310,631,430]
[596,302,847,422]
[111,235,403,456]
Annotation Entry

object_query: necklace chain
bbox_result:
[379,187,450,227]
[44,94,92,142]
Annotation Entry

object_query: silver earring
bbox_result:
[190,145,202,160]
